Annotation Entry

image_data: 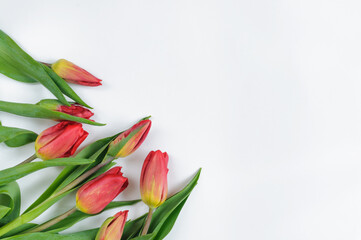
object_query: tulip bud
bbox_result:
[76,167,128,214]
[95,210,128,240]
[107,119,151,158]
[140,150,169,209]
[37,99,94,119]
[51,59,102,86]
[35,121,88,160]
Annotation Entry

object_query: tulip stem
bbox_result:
[55,157,115,196]
[141,207,153,236]
[16,154,37,166]
[24,207,77,233]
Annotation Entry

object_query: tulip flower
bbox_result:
[35,121,88,160]
[76,167,128,214]
[51,59,102,86]
[95,210,128,240]
[107,119,151,158]
[140,150,169,236]
[37,99,94,119]
[140,150,169,209]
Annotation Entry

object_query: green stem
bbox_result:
[141,207,153,236]
[16,153,37,166]
[0,156,116,237]
[25,207,77,233]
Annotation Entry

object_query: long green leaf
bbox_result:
[152,197,188,240]
[2,229,98,240]
[149,169,201,232]
[0,158,94,186]
[0,182,20,226]
[0,100,104,126]
[0,30,69,105]
[2,223,37,238]
[0,122,37,147]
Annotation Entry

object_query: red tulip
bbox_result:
[37,99,94,119]
[107,119,151,158]
[95,211,128,240]
[35,121,88,160]
[76,167,128,214]
[51,59,102,86]
[140,150,169,209]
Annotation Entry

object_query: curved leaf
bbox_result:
[0,206,11,220]
[0,122,37,147]
[0,182,20,226]
[0,100,104,126]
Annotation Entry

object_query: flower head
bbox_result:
[37,99,94,119]
[107,119,151,158]
[35,121,88,160]
[140,150,169,209]
[76,167,128,214]
[52,59,102,86]
[95,211,128,240]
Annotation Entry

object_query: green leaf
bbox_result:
[0,100,104,126]
[0,30,69,105]
[0,122,37,147]
[0,182,20,226]
[122,214,147,240]
[42,200,140,233]
[0,206,11,220]
[2,229,98,240]
[42,65,91,108]
[152,197,188,240]
[0,158,94,186]
[1,223,37,238]
[149,169,201,232]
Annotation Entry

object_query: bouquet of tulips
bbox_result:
[0,30,200,240]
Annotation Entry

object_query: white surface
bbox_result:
[0,0,361,239]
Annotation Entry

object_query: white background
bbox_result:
[0,0,361,239]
